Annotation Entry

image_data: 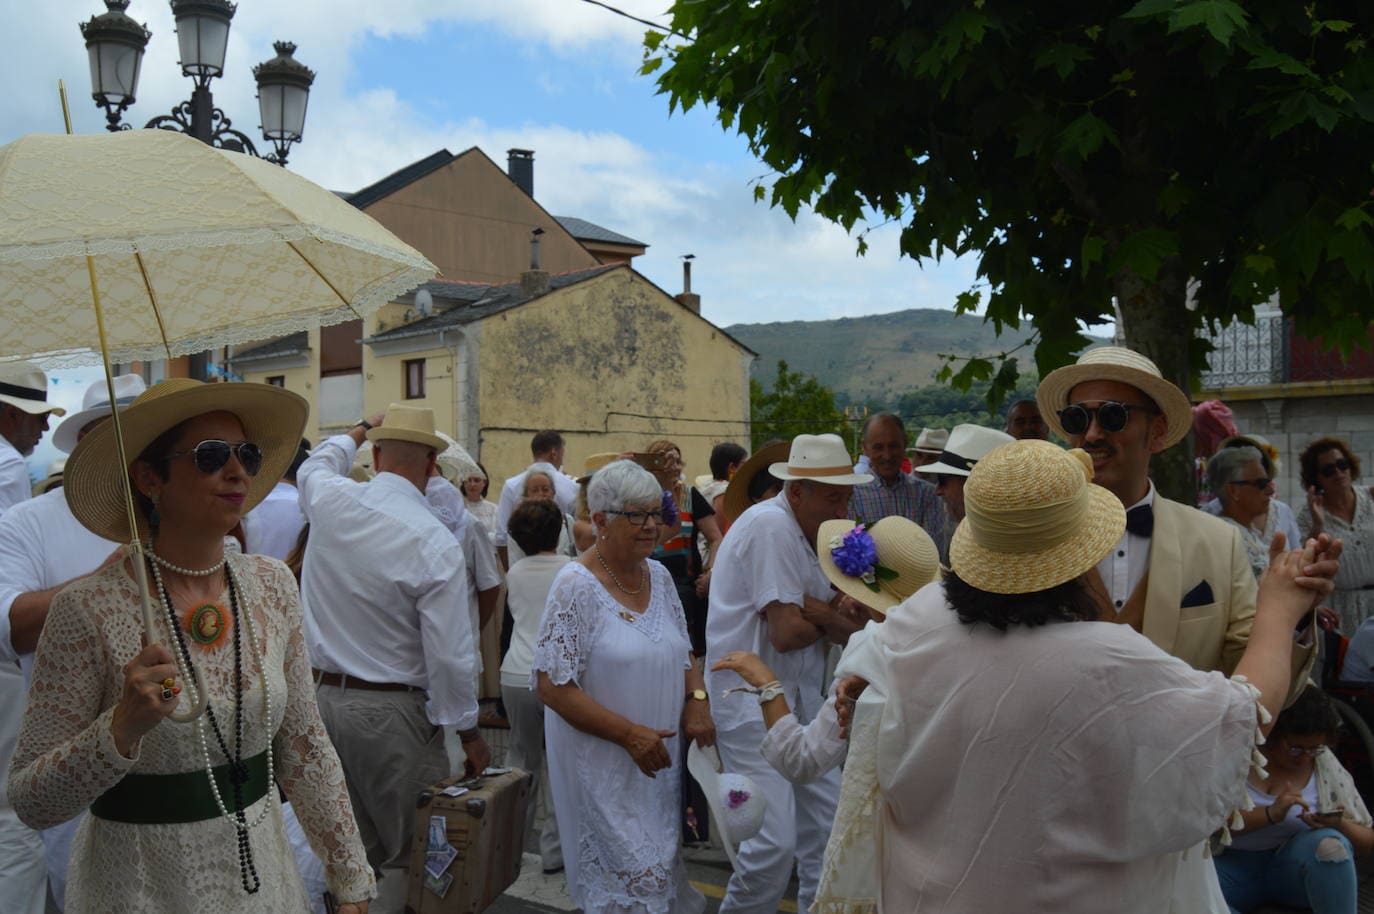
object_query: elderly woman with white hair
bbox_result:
[507,462,577,565]
[532,459,715,914]
[1209,445,1281,580]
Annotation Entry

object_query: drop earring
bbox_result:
[148,494,161,532]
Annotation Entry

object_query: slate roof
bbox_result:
[553,216,646,249]
[342,149,456,209]
[232,330,309,363]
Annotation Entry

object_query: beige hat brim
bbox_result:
[768,463,873,486]
[1036,362,1192,448]
[366,426,447,453]
[0,393,65,417]
[949,483,1125,594]
[816,519,941,615]
[722,442,792,525]
[65,382,308,543]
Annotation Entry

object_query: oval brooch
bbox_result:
[185,602,230,649]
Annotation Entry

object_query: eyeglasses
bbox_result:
[606,509,665,527]
[1320,458,1353,478]
[1057,401,1158,436]
[165,440,263,476]
[1228,478,1272,490]
[1282,742,1324,758]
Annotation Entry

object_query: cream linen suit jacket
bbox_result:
[1141,496,1315,697]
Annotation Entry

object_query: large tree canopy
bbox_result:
[647,1,1374,403]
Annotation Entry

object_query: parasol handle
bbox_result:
[130,543,209,724]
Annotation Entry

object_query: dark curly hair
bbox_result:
[507,498,564,556]
[944,570,1103,631]
[1271,685,1343,744]
[1300,437,1360,491]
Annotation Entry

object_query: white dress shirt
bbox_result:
[493,462,580,546]
[1097,481,1156,612]
[241,480,306,561]
[424,477,502,672]
[500,553,573,689]
[297,435,478,729]
[0,436,29,517]
[705,491,835,733]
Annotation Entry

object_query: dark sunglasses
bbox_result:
[1228,478,1272,490]
[1057,401,1158,436]
[1320,458,1353,478]
[165,440,263,476]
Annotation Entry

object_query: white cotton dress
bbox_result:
[1299,485,1374,634]
[8,552,374,913]
[532,561,705,914]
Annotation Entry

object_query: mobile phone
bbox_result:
[1315,807,1343,819]
[632,452,665,472]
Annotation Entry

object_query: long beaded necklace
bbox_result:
[594,545,646,595]
[148,553,273,895]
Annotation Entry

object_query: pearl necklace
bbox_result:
[594,546,645,595]
[148,557,275,834]
[149,549,226,578]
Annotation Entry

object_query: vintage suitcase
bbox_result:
[405,767,533,914]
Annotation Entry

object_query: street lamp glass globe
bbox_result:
[254,42,315,142]
[171,0,236,80]
[79,0,151,105]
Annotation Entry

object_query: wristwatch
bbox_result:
[757,682,785,705]
[353,419,373,431]
[686,689,708,703]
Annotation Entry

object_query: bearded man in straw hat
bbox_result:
[705,433,873,914]
[298,404,489,913]
[0,362,66,516]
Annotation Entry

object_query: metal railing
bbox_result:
[1198,311,1288,388]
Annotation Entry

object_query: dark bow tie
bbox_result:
[1125,503,1154,538]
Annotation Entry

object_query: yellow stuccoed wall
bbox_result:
[361,343,456,432]
[474,269,751,495]
[237,326,321,444]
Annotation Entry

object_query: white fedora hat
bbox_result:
[914,424,1015,478]
[0,362,65,417]
[686,742,766,869]
[769,433,873,486]
[366,403,447,453]
[908,427,948,455]
[52,373,147,454]
[1036,346,1192,448]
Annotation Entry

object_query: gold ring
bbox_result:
[161,677,175,690]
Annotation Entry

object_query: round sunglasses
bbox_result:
[165,439,264,476]
[1057,401,1158,436]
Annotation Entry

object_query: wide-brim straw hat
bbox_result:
[1036,346,1192,448]
[914,424,1014,478]
[0,362,65,417]
[577,452,622,485]
[366,403,447,453]
[950,440,1125,594]
[65,379,308,542]
[722,441,791,525]
[769,433,872,486]
[817,516,940,614]
[53,373,148,454]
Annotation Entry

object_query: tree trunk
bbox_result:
[1115,255,1196,504]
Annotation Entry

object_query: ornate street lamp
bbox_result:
[78,0,313,166]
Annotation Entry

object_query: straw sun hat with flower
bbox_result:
[950,440,1126,595]
[65,379,308,543]
[818,516,941,615]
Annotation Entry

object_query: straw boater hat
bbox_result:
[64,379,308,543]
[366,403,446,452]
[1035,346,1193,448]
[908,427,948,456]
[0,362,65,417]
[577,452,621,485]
[768,434,873,486]
[914,424,1014,478]
[721,441,791,525]
[53,373,147,454]
[950,440,1125,594]
[817,516,940,614]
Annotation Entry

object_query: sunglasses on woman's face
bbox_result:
[165,440,263,476]
[1056,401,1158,436]
[1320,458,1353,478]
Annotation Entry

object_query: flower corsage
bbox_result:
[829,524,897,593]
[661,490,680,528]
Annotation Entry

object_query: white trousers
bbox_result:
[0,808,45,914]
[715,721,840,914]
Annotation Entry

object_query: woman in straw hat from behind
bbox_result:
[8,380,373,913]
[829,439,1339,913]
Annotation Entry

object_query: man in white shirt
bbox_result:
[298,405,488,914]
[0,373,133,913]
[0,363,65,516]
[241,439,310,560]
[705,434,871,914]
[494,429,578,567]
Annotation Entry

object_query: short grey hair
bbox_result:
[588,460,661,515]
[1208,446,1264,503]
[522,461,559,496]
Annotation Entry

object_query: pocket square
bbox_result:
[1181,581,1214,609]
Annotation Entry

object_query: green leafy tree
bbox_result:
[750,360,850,450]
[647,1,1374,499]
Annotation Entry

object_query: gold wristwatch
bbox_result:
[686,689,708,703]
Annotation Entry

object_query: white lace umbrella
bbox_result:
[0,126,437,720]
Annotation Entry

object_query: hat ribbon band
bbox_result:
[86,395,139,412]
[787,465,857,478]
[936,451,975,472]
[0,381,47,403]
[964,485,1092,555]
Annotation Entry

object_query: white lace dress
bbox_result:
[531,561,704,914]
[7,551,374,913]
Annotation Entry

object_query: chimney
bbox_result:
[675,255,701,314]
[507,148,534,197]
[521,227,550,297]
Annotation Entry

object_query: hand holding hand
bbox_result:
[110,642,181,758]
[622,724,676,778]
[1259,533,1339,626]
[710,651,777,688]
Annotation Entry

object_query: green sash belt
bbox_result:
[91,751,268,825]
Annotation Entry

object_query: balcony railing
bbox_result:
[1199,308,1374,388]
